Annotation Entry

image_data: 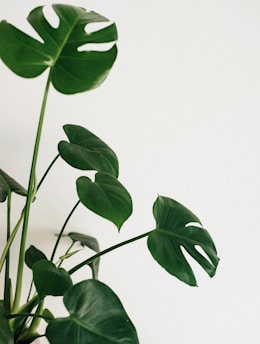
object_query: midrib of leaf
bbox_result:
[70,315,122,343]
[51,14,81,67]
[156,227,207,247]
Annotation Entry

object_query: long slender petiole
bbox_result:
[69,230,154,275]
[12,69,53,313]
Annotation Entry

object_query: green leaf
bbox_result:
[148,196,219,286]
[68,232,100,278]
[0,4,117,94]
[46,279,139,344]
[68,232,100,252]
[0,300,13,344]
[33,260,73,297]
[77,173,132,230]
[25,245,47,269]
[59,124,119,177]
[0,168,27,202]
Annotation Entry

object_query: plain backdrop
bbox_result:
[0,1,260,343]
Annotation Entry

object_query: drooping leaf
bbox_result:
[68,232,100,252]
[77,173,132,230]
[148,196,219,286]
[0,300,13,344]
[0,4,117,94]
[0,168,27,202]
[59,124,119,177]
[68,232,100,278]
[33,260,72,297]
[46,279,139,344]
[25,245,47,269]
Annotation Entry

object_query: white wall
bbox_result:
[1,1,260,343]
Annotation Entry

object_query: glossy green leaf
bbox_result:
[25,245,47,269]
[0,168,27,202]
[33,260,72,297]
[68,232,100,278]
[0,300,13,344]
[59,124,119,177]
[77,173,132,230]
[148,196,219,286]
[46,279,139,344]
[0,4,117,94]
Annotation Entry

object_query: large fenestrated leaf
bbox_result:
[77,173,132,230]
[0,169,27,202]
[46,279,139,344]
[0,4,117,94]
[59,124,119,177]
[148,196,219,286]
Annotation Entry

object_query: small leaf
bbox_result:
[0,300,13,344]
[0,4,117,94]
[68,232,100,252]
[25,245,47,269]
[33,260,72,297]
[77,173,132,230]
[0,168,27,202]
[148,196,219,286]
[42,308,55,323]
[59,124,118,177]
[46,279,139,344]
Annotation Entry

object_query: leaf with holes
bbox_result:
[0,4,117,94]
[59,124,119,177]
[77,173,132,230]
[148,196,219,286]
[0,169,27,202]
[46,279,139,344]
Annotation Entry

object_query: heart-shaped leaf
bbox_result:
[59,124,119,177]
[33,260,72,297]
[46,279,139,344]
[77,173,132,230]
[148,196,219,286]
[0,300,13,344]
[0,4,117,94]
[0,169,27,202]
[25,245,47,269]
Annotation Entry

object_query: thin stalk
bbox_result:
[0,208,25,272]
[58,241,76,268]
[37,154,60,191]
[50,200,80,262]
[4,193,12,312]
[12,69,53,313]
[69,230,154,275]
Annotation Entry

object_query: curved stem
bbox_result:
[12,69,53,313]
[69,230,154,275]
[50,200,81,262]
[37,154,60,192]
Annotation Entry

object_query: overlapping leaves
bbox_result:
[0,4,117,94]
[148,196,219,286]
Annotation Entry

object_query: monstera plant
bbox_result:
[0,3,219,343]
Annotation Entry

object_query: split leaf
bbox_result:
[148,196,219,286]
[0,4,117,94]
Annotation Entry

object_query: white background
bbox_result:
[1,1,260,343]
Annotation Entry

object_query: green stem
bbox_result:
[12,70,53,313]
[37,154,60,191]
[50,200,80,262]
[4,193,12,312]
[0,208,25,272]
[58,241,76,268]
[69,230,154,275]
